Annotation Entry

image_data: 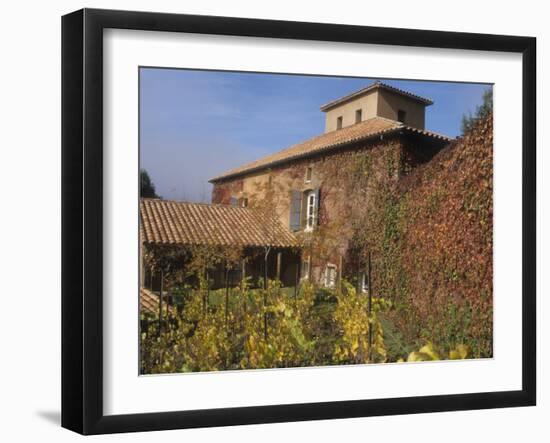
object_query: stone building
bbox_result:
[209,81,452,287]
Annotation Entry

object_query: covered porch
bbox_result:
[139,198,302,316]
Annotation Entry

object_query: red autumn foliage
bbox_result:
[376,114,493,357]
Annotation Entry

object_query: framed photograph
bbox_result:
[61,8,536,435]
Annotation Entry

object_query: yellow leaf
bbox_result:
[407,351,425,362]
[450,344,468,360]
[418,343,440,360]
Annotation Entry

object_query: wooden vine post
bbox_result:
[294,260,300,300]
[224,262,230,329]
[263,248,270,341]
[367,251,373,362]
[338,254,343,294]
[204,269,209,313]
[158,268,164,335]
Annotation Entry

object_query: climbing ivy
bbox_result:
[349,115,494,358]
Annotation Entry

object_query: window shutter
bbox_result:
[289,190,302,231]
[230,197,238,207]
[301,191,308,228]
[314,188,321,225]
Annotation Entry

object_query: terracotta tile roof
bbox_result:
[140,287,173,316]
[140,198,298,248]
[320,81,433,111]
[141,287,160,315]
[210,117,451,182]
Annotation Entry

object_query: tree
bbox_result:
[461,88,493,135]
[140,168,160,198]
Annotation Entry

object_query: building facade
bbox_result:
[210,82,452,287]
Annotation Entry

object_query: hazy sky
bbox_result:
[140,68,491,202]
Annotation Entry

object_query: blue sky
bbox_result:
[140,68,491,202]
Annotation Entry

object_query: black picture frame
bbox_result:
[61,8,536,435]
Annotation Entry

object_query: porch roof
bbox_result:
[140,287,174,316]
[140,198,298,249]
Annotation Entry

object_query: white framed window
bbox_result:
[336,116,343,129]
[300,256,310,281]
[305,190,316,231]
[325,264,337,288]
[355,109,362,123]
[361,272,369,293]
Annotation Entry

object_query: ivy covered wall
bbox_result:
[349,115,493,357]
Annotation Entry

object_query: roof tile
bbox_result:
[319,81,434,111]
[140,287,173,316]
[210,117,451,182]
[140,199,298,248]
